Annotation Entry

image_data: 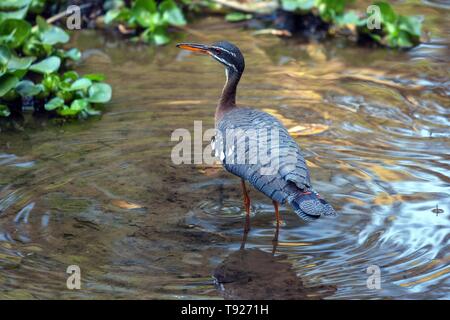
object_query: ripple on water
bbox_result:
[1,9,450,299]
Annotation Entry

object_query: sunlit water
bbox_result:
[0,2,449,299]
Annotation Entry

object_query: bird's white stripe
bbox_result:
[211,54,238,73]
[211,46,236,57]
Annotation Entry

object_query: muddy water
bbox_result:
[0,4,449,299]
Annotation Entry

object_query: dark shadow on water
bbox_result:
[213,220,337,300]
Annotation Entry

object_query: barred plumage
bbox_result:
[215,107,336,220]
[177,41,336,225]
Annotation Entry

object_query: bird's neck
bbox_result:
[216,69,241,123]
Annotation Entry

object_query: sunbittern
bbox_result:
[177,41,336,235]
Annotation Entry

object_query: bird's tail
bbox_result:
[288,190,336,221]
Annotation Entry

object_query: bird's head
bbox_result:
[176,41,245,77]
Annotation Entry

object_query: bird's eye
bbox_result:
[215,49,221,55]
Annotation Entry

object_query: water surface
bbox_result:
[0,3,449,299]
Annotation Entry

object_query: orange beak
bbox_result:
[176,43,211,55]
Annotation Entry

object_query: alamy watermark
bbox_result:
[66,265,81,290]
[367,5,382,30]
[366,265,381,290]
[66,5,82,30]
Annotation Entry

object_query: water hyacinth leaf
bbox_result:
[0,74,19,96]
[374,1,397,24]
[43,73,60,92]
[396,30,413,48]
[30,56,61,74]
[44,97,64,110]
[281,0,315,11]
[84,105,101,116]
[398,15,421,37]
[132,0,157,28]
[335,11,366,27]
[62,71,79,82]
[64,48,81,61]
[0,104,11,117]
[160,0,186,26]
[0,0,32,10]
[0,19,32,48]
[152,27,170,46]
[7,54,35,71]
[15,80,42,97]
[88,83,112,103]
[69,78,92,91]
[84,73,105,82]
[39,25,70,45]
[0,45,11,66]
[57,106,79,116]
[70,99,89,112]
[0,6,29,24]
[225,12,252,22]
[104,8,121,24]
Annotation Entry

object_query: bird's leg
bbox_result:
[241,179,251,232]
[272,200,280,243]
[240,215,250,250]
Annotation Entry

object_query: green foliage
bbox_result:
[104,0,187,45]
[225,12,253,23]
[0,3,112,118]
[42,72,111,117]
[364,1,421,48]
[280,0,421,48]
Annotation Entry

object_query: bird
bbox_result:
[176,41,336,235]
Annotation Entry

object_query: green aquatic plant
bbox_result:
[279,0,421,48]
[361,1,421,48]
[0,2,112,118]
[104,0,187,45]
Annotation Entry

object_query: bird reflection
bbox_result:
[214,219,336,300]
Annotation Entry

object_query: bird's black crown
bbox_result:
[210,41,245,76]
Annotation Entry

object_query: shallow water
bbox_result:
[0,3,449,299]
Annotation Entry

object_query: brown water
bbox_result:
[0,3,449,299]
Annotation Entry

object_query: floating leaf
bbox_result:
[29,56,61,74]
[15,80,41,97]
[84,105,101,116]
[64,48,81,61]
[84,73,105,82]
[160,0,186,26]
[88,83,112,103]
[44,97,64,111]
[104,8,121,24]
[0,0,32,10]
[0,19,32,48]
[335,11,366,27]
[42,73,60,92]
[398,15,421,37]
[281,0,314,11]
[0,45,11,67]
[132,0,157,28]
[69,78,92,91]
[0,6,29,24]
[152,26,170,45]
[40,25,70,45]
[0,74,19,97]
[70,99,89,112]
[62,70,79,82]
[374,1,397,24]
[57,105,79,116]
[0,104,10,117]
[7,54,35,71]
